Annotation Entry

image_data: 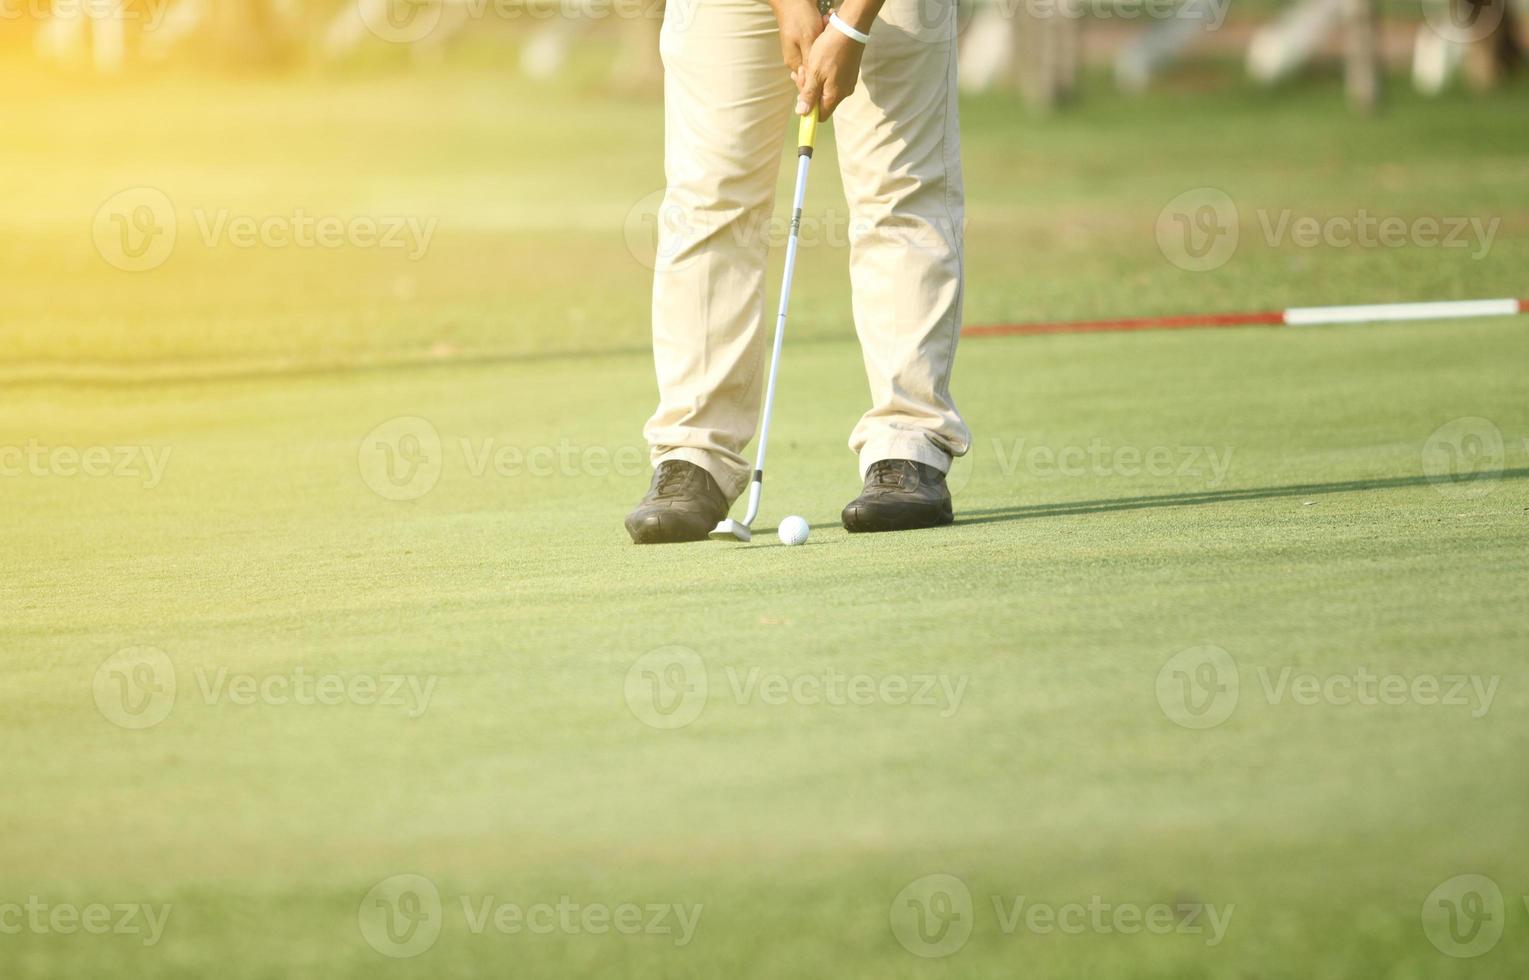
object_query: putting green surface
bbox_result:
[3,63,1528,978]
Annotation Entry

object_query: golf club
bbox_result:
[711,107,819,543]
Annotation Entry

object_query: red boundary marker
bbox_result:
[963,311,1285,337]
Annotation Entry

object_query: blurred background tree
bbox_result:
[10,0,1525,106]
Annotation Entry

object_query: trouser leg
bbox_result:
[832,0,970,477]
[644,0,796,500]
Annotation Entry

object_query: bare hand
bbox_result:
[794,26,864,120]
[770,0,829,81]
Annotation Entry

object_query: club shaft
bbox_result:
[742,152,812,527]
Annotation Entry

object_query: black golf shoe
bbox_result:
[841,459,954,533]
[625,460,730,544]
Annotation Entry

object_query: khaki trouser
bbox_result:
[644,0,969,501]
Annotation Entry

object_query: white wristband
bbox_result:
[828,10,871,43]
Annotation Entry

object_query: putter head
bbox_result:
[710,518,752,542]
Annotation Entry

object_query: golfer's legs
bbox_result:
[833,0,970,477]
[645,0,795,501]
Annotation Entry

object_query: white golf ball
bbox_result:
[777,515,810,546]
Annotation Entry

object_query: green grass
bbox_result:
[2,59,1528,978]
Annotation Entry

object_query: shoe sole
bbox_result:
[625,512,716,545]
[841,502,955,534]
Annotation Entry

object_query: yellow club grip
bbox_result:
[797,107,819,155]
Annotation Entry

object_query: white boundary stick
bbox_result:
[1283,298,1523,325]
[965,298,1528,337]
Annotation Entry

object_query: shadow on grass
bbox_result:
[956,468,1529,526]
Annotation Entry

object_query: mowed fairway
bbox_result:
[2,62,1528,978]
